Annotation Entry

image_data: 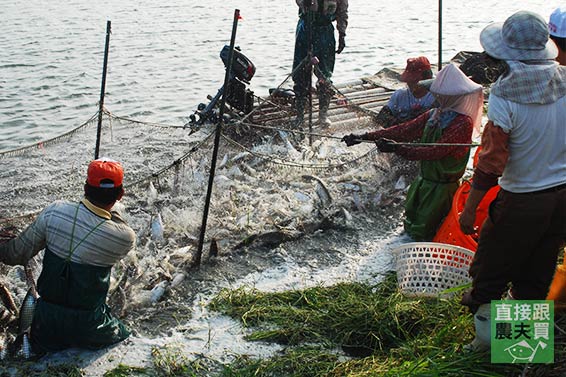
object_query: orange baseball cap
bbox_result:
[86,158,124,188]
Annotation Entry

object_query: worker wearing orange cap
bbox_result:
[0,158,136,355]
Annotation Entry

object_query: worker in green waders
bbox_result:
[342,64,484,241]
[292,0,348,128]
[0,158,136,355]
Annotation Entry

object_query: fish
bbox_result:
[170,273,185,288]
[24,263,39,299]
[278,130,300,155]
[18,288,36,335]
[147,181,158,205]
[302,175,332,207]
[20,333,32,359]
[218,153,229,169]
[231,151,250,163]
[209,238,219,258]
[394,175,407,191]
[342,207,353,222]
[150,281,170,304]
[151,213,165,242]
[0,284,17,314]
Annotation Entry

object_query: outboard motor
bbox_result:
[188,46,256,131]
[221,45,256,114]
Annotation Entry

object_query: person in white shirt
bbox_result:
[459,10,566,352]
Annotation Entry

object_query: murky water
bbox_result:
[0,0,554,150]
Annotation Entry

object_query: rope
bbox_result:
[237,120,343,141]
[126,129,216,188]
[393,142,480,147]
[220,131,379,171]
[315,65,383,118]
[228,120,480,148]
[0,111,100,158]
[104,110,187,129]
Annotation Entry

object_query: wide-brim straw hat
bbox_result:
[480,10,558,61]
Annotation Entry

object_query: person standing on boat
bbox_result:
[459,10,566,352]
[373,56,437,129]
[342,64,483,242]
[549,6,566,65]
[0,158,136,355]
[292,0,348,128]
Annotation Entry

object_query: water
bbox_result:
[0,1,558,374]
[0,0,555,151]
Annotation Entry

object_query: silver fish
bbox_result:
[147,181,159,205]
[170,273,185,288]
[218,153,229,169]
[150,281,170,304]
[20,333,31,359]
[151,213,165,242]
[18,288,36,335]
[302,175,332,207]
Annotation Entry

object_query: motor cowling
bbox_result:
[220,45,256,83]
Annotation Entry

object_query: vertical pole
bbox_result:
[95,20,111,160]
[438,0,443,71]
[307,1,313,146]
[195,9,240,267]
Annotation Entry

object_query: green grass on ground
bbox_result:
[210,273,566,377]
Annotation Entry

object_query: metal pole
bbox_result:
[307,1,313,146]
[438,0,443,71]
[95,20,111,159]
[195,9,240,267]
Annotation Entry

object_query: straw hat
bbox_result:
[480,10,558,61]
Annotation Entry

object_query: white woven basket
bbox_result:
[393,242,474,297]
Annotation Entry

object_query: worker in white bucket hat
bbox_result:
[460,10,566,352]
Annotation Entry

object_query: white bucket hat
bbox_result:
[549,7,566,38]
[480,10,558,61]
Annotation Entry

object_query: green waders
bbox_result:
[403,115,469,241]
[30,205,129,353]
[292,10,336,127]
[30,249,129,353]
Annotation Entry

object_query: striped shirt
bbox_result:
[0,199,135,267]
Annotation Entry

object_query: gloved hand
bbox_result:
[341,133,363,146]
[336,34,346,54]
[376,138,398,153]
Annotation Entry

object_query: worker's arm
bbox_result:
[459,121,509,234]
[0,211,48,266]
[335,0,348,37]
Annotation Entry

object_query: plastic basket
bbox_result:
[394,242,475,297]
